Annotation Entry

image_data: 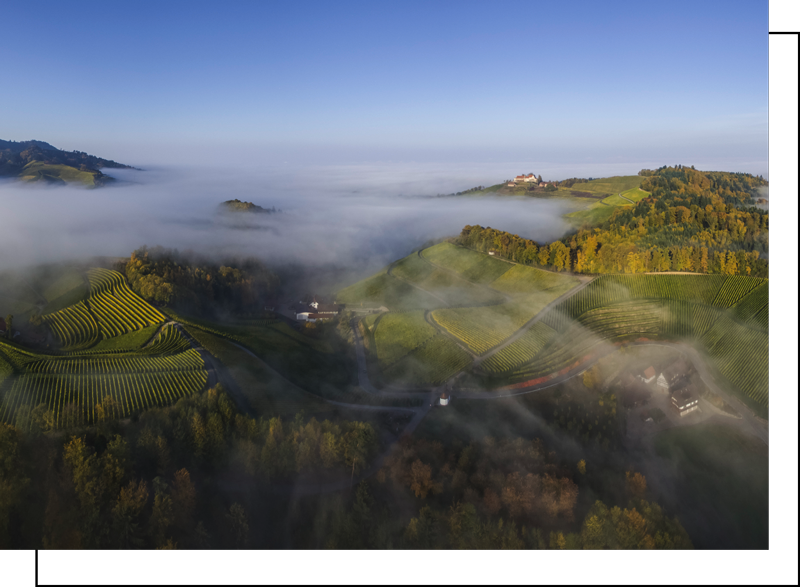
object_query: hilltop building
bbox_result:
[439,392,450,406]
[513,173,539,183]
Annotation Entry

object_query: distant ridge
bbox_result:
[0,139,137,187]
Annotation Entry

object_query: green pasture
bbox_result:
[391,253,505,307]
[421,242,512,284]
[19,161,100,187]
[565,175,643,196]
[567,185,650,226]
[381,334,471,387]
[489,264,578,296]
[373,311,437,367]
[335,269,444,311]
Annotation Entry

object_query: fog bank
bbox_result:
[0,163,577,276]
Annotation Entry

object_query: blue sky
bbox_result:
[1,0,768,173]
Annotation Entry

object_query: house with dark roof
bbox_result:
[671,385,699,417]
[658,358,692,393]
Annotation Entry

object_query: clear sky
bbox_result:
[1,0,768,173]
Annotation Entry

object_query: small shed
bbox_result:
[439,392,450,406]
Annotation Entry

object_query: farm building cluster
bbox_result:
[507,173,547,187]
[639,358,700,417]
[292,297,342,323]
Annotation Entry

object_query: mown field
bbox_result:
[563,176,644,195]
[566,183,650,225]
[480,274,768,417]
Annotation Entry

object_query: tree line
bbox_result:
[0,383,378,549]
[116,246,280,313]
[459,166,768,277]
[323,436,692,549]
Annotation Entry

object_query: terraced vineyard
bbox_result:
[0,369,208,427]
[542,274,730,331]
[42,301,99,350]
[41,268,166,350]
[483,274,769,412]
[731,282,769,331]
[482,322,556,373]
[711,276,764,308]
[701,316,769,406]
[0,269,212,429]
[87,268,166,338]
[25,348,204,375]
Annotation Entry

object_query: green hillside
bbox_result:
[0,138,133,187]
[564,175,643,195]
[18,161,105,187]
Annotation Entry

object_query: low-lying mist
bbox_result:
[0,163,578,281]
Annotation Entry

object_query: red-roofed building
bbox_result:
[640,366,656,384]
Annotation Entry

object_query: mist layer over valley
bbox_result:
[0,163,582,277]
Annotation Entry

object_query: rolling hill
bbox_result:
[0,139,135,187]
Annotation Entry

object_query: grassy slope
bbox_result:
[382,334,471,387]
[489,264,579,296]
[185,325,331,417]
[654,423,768,549]
[172,312,353,398]
[336,269,444,311]
[373,311,437,367]
[567,184,650,225]
[422,242,512,283]
[431,282,576,355]
[565,176,643,195]
[19,161,101,187]
[392,253,505,307]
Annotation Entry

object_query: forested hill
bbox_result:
[219,199,279,214]
[460,166,769,277]
[0,139,135,187]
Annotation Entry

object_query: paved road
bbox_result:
[423,310,479,360]
[617,191,635,204]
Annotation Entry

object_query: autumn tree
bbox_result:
[626,471,648,499]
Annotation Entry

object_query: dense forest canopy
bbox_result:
[117,246,280,314]
[460,166,768,277]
